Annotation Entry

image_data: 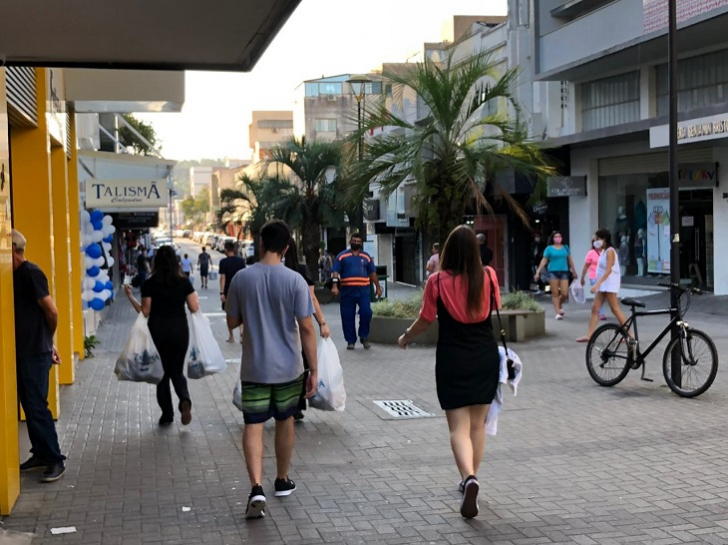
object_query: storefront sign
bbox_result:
[651,113,728,147]
[110,211,159,229]
[546,176,586,197]
[678,163,719,188]
[85,179,167,210]
[643,0,728,34]
[646,188,671,274]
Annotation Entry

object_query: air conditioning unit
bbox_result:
[327,94,336,102]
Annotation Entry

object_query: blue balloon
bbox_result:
[90,209,104,223]
[105,281,113,291]
[90,298,105,311]
[92,220,103,231]
[93,281,105,293]
[87,266,100,277]
[103,235,113,243]
[85,244,102,259]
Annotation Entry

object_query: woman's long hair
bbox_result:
[283,237,300,274]
[152,246,185,285]
[595,228,613,249]
[439,225,484,318]
[548,231,563,246]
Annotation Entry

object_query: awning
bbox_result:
[1,0,300,72]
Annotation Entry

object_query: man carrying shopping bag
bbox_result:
[225,220,318,519]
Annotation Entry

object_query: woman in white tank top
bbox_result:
[576,229,629,342]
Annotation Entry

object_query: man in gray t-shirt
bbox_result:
[225,220,318,519]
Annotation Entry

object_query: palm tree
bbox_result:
[266,137,346,278]
[346,46,555,244]
[236,174,293,257]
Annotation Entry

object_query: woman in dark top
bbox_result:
[397,226,501,520]
[123,246,200,426]
[283,238,330,421]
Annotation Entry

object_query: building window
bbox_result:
[305,83,319,97]
[656,49,728,117]
[315,119,337,132]
[581,72,640,131]
[257,119,293,129]
[319,82,343,95]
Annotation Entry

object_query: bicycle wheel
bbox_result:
[586,323,632,386]
[662,328,718,398]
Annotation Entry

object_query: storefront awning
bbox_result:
[1,0,300,71]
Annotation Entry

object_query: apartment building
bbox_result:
[249,110,293,163]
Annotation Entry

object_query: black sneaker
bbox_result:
[347,343,355,350]
[361,338,371,350]
[293,411,305,422]
[458,480,464,494]
[180,399,192,426]
[20,456,46,472]
[245,485,266,519]
[159,415,174,426]
[40,463,66,483]
[460,475,479,519]
[274,477,296,497]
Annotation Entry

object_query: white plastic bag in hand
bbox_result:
[115,313,164,384]
[233,382,244,412]
[570,280,586,304]
[186,311,227,379]
[309,337,346,411]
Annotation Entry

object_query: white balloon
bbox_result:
[81,210,91,224]
[92,231,103,242]
[82,235,92,246]
[102,215,113,226]
[109,225,116,234]
[102,242,112,252]
[83,277,95,290]
[94,257,105,267]
[84,256,94,269]
[82,290,95,302]
[101,289,112,301]
[107,257,115,268]
[85,223,95,235]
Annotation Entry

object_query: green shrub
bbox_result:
[372,293,423,319]
[501,291,542,312]
[84,335,100,358]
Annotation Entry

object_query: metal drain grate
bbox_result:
[373,399,433,418]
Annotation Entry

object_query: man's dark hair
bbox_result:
[224,241,235,252]
[261,220,291,254]
[350,232,363,241]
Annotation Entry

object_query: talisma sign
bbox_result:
[85,179,166,210]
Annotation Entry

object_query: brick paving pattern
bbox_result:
[3,241,728,544]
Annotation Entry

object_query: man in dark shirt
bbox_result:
[477,233,493,267]
[198,247,212,289]
[12,229,66,483]
[219,241,246,343]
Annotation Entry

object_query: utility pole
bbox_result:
[668,0,681,386]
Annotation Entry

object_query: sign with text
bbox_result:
[650,112,728,147]
[644,0,728,34]
[546,176,587,197]
[646,188,671,274]
[85,179,166,210]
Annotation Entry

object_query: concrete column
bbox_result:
[712,147,728,295]
[67,112,85,360]
[0,67,20,516]
[51,144,74,384]
[10,67,60,419]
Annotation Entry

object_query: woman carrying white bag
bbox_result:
[123,246,200,427]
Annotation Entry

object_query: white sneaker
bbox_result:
[555,314,563,320]
[245,485,267,519]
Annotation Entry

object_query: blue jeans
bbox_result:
[16,352,65,464]
[339,286,372,344]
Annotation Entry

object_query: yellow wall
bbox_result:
[0,68,20,516]
[10,67,60,420]
[67,113,85,361]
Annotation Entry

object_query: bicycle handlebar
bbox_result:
[657,282,702,295]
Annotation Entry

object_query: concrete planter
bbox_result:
[369,309,545,345]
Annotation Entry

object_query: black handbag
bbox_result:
[486,268,516,380]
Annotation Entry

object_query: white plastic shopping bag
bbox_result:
[309,337,346,411]
[115,313,164,384]
[186,311,227,379]
[233,381,244,412]
[569,280,586,304]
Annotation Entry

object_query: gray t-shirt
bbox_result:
[225,262,314,384]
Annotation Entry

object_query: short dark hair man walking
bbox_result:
[12,229,66,482]
[225,220,318,518]
[219,240,246,343]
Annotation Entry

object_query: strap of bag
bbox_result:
[486,267,515,379]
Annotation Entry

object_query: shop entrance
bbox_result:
[679,190,714,289]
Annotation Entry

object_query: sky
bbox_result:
[137,0,506,161]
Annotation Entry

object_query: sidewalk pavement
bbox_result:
[4,241,728,544]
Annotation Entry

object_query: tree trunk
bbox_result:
[301,217,321,284]
[436,193,467,246]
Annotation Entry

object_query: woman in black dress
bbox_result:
[123,245,200,426]
[397,225,501,519]
[283,238,330,420]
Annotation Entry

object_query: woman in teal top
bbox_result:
[534,231,578,320]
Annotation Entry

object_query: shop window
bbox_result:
[581,72,640,131]
[656,49,728,116]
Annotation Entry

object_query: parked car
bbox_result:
[216,236,235,252]
[235,240,255,259]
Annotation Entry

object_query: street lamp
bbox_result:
[347,74,371,234]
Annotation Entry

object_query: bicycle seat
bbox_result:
[621,297,646,308]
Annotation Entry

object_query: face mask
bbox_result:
[593,240,604,249]
[553,237,563,244]
[351,243,362,251]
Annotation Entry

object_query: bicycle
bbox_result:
[586,282,718,398]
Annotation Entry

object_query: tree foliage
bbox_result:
[119,114,159,156]
[345,45,555,243]
[180,188,211,226]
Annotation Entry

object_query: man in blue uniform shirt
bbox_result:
[331,233,382,350]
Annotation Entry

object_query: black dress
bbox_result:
[434,275,500,410]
